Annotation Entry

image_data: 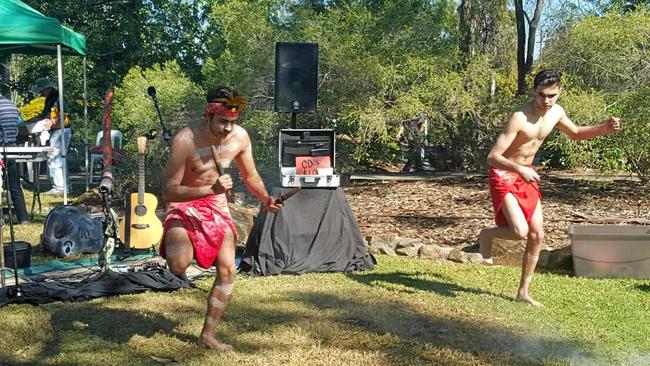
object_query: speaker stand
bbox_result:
[290,112,297,129]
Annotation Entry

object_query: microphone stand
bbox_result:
[147,87,172,143]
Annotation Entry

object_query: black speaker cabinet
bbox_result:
[274,42,318,113]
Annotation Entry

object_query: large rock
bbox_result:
[366,234,398,247]
[368,242,397,256]
[541,246,573,270]
[394,238,423,257]
[492,239,525,257]
[419,244,443,259]
[366,234,399,256]
[447,248,470,263]
[228,203,256,245]
[491,239,526,266]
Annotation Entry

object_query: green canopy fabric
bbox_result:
[0,0,86,56]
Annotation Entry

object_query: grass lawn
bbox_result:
[2,189,649,365]
[2,252,649,365]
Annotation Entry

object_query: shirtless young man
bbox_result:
[161,87,282,350]
[479,69,620,307]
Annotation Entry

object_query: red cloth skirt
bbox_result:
[160,194,237,269]
[488,166,541,227]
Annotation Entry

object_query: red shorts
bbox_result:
[160,194,237,269]
[488,166,541,227]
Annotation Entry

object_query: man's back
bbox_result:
[0,96,19,144]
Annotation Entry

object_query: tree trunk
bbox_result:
[526,0,544,79]
[514,0,527,95]
[459,0,473,59]
[514,0,544,95]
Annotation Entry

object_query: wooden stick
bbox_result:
[211,145,232,200]
[277,187,301,204]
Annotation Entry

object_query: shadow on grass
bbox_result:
[6,302,194,366]
[222,289,601,366]
[346,271,513,301]
[637,284,650,292]
[296,291,600,366]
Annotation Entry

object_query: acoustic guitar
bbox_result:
[119,137,163,249]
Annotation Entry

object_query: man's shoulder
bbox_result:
[234,124,248,135]
[174,126,193,138]
[0,97,19,114]
[508,109,528,126]
[171,127,196,147]
[233,125,250,141]
[550,104,565,116]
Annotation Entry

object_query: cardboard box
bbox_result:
[568,224,650,279]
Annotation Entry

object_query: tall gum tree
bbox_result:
[514,0,544,95]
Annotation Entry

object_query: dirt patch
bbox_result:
[344,173,650,250]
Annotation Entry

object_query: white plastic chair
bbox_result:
[89,130,124,183]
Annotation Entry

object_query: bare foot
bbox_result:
[516,292,544,308]
[481,257,496,266]
[199,335,234,352]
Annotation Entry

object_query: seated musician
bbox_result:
[0,80,31,224]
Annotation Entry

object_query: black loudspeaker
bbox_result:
[274,42,318,113]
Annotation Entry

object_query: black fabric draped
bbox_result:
[240,187,375,275]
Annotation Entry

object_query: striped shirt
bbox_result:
[0,96,19,145]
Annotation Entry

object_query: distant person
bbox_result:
[160,86,283,351]
[397,115,428,172]
[0,80,31,224]
[479,69,620,307]
[30,77,72,195]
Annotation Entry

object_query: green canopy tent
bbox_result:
[0,0,89,203]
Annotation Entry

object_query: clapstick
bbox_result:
[277,187,301,204]
[211,145,232,200]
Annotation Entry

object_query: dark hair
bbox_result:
[533,69,562,89]
[206,86,238,103]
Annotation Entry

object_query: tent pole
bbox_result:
[56,45,68,205]
[83,57,88,191]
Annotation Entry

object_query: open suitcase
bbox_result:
[279,129,340,188]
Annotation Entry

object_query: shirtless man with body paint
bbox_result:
[160,87,282,350]
[479,70,620,307]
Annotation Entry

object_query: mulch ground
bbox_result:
[344,172,650,250]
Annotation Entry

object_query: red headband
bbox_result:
[204,102,240,118]
[204,90,247,119]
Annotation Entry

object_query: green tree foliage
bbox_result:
[7,0,647,181]
[111,61,204,195]
[113,61,204,140]
[202,0,470,170]
[21,0,212,87]
[458,0,515,68]
[542,9,650,180]
[544,11,650,92]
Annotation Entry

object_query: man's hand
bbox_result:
[264,197,283,213]
[44,118,55,130]
[602,116,621,134]
[517,165,540,183]
[211,174,233,194]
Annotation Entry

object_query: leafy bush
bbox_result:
[111,61,204,198]
[543,9,650,179]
